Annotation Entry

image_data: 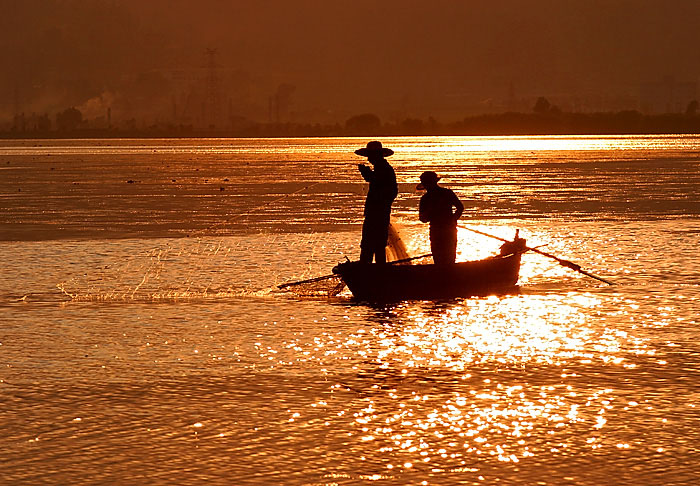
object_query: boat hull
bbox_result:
[333,253,522,302]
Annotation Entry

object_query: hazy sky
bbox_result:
[2,0,699,123]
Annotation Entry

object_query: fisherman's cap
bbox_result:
[355,140,394,158]
[416,170,441,190]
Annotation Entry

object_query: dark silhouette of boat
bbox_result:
[333,238,525,302]
[281,229,611,299]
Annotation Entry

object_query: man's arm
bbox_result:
[419,196,430,223]
[358,164,373,182]
[452,191,464,220]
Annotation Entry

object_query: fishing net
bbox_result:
[56,238,245,302]
[278,220,413,297]
[56,176,415,301]
[57,232,352,302]
[55,178,357,301]
[386,221,411,262]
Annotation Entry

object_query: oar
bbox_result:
[277,253,433,290]
[277,273,340,289]
[457,224,614,285]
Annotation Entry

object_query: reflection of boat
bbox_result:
[333,238,525,302]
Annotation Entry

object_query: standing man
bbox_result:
[417,171,464,264]
[355,141,398,263]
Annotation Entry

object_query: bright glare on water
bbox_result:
[1,136,699,485]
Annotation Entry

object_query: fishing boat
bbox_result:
[332,237,526,302]
[278,228,612,301]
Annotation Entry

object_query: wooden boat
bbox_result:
[281,229,612,299]
[333,239,525,302]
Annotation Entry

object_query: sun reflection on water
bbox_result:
[388,134,700,158]
[370,295,603,369]
[303,291,661,478]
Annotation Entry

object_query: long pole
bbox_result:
[277,253,433,289]
[458,224,614,285]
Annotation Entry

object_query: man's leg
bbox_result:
[431,226,457,264]
[359,246,373,263]
[374,245,386,264]
[446,230,457,264]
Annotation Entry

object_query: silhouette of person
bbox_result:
[417,171,464,264]
[355,141,398,263]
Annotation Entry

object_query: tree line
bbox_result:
[3,98,700,138]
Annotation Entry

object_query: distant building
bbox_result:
[639,76,698,114]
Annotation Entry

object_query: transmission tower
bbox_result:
[204,48,223,128]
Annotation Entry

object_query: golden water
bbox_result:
[1,136,699,484]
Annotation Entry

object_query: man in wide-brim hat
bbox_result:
[355,140,394,158]
[355,141,398,263]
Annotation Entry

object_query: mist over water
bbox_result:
[1,136,699,485]
[4,1,700,124]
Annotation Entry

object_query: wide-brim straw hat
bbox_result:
[416,170,441,190]
[355,140,394,157]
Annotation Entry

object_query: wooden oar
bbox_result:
[277,253,433,290]
[277,273,340,289]
[457,224,614,285]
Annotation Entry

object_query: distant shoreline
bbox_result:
[3,111,700,139]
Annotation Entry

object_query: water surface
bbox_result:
[1,136,699,485]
